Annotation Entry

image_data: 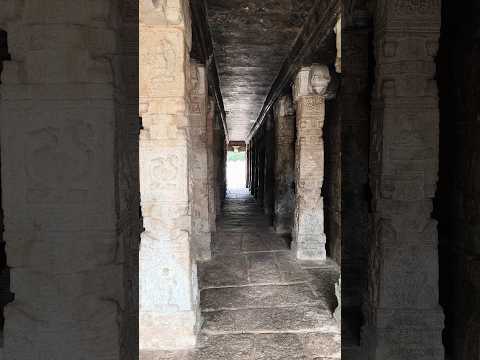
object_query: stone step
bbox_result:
[200,283,326,311]
[201,305,338,335]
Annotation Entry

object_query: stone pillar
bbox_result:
[189,64,211,261]
[214,114,226,213]
[273,96,296,234]
[247,143,251,189]
[342,21,370,310]
[256,129,265,206]
[251,137,258,197]
[252,136,258,197]
[206,97,217,234]
[263,113,275,219]
[0,1,139,357]
[292,65,330,260]
[139,0,200,351]
[362,1,444,358]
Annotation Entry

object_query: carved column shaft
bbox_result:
[273,96,296,233]
[0,0,139,357]
[245,144,250,188]
[263,113,275,218]
[252,134,259,198]
[214,114,226,213]
[189,64,212,261]
[139,0,200,351]
[207,97,217,234]
[363,1,444,358]
[342,25,370,309]
[292,66,330,260]
[255,129,265,206]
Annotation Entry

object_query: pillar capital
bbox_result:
[293,64,330,102]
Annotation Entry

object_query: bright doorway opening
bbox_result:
[226,149,246,189]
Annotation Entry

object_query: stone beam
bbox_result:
[246,0,341,142]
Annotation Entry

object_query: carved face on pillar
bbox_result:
[308,64,331,96]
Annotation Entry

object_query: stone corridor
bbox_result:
[142,189,340,360]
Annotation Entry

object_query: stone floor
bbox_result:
[142,188,340,360]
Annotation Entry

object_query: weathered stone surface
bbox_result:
[273,95,296,234]
[301,332,341,359]
[205,0,315,140]
[139,0,200,351]
[292,66,330,261]
[362,1,445,358]
[254,333,307,360]
[0,1,139,358]
[195,334,254,360]
[198,256,248,289]
[202,283,323,311]
[247,252,283,283]
[189,63,212,261]
[341,17,370,349]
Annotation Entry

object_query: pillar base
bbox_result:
[292,234,326,260]
[361,308,444,360]
[139,311,198,351]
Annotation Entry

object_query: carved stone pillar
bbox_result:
[363,1,444,358]
[214,114,226,213]
[263,113,275,218]
[257,128,266,206]
[292,65,330,260]
[207,97,217,234]
[342,24,370,309]
[252,135,259,197]
[245,143,250,189]
[189,64,212,261]
[273,96,296,234]
[0,1,139,358]
[139,0,200,351]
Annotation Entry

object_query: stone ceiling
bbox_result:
[205,0,315,141]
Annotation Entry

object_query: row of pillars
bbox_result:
[247,1,445,357]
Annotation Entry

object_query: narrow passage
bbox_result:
[147,189,340,360]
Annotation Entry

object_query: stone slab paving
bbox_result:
[141,189,340,359]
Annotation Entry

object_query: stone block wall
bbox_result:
[0,0,139,358]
